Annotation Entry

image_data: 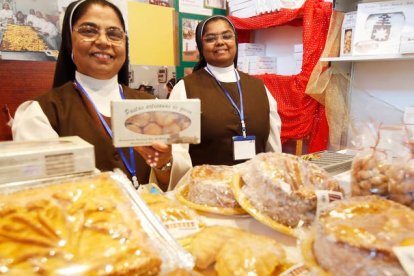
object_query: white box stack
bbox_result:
[0,136,95,184]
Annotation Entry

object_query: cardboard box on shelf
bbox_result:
[353,0,414,55]
[340,11,357,56]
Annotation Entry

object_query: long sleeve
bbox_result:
[265,86,282,153]
[12,100,59,141]
[166,80,193,190]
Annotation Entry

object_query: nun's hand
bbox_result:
[134,142,172,170]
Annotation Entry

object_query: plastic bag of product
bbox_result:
[0,171,194,275]
[302,196,414,276]
[174,165,246,215]
[351,123,414,208]
[233,152,343,237]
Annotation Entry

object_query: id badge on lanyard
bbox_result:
[206,67,256,161]
[233,135,256,160]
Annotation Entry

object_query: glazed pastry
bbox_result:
[187,226,244,269]
[314,196,414,276]
[215,232,286,276]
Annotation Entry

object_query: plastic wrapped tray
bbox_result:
[0,171,194,274]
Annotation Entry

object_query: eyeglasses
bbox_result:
[202,32,235,44]
[73,25,126,45]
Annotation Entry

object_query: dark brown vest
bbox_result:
[36,82,155,184]
[184,69,270,166]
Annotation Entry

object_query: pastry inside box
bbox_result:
[0,172,192,275]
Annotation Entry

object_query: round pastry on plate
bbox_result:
[175,165,246,215]
[306,195,414,276]
[233,152,343,236]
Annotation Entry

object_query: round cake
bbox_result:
[314,196,414,276]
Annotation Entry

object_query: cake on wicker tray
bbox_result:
[236,152,343,228]
[313,195,414,276]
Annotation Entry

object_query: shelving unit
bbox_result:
[321,53,414,62]
[331,0,414,147]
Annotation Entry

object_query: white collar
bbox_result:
[75,71,121,117]
[205,63,238,82]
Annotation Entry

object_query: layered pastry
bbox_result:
[352,151,414,208]
[0,174,162,275]
[313,196,414,276]
[236,152,343,228]
[185,226,286,275]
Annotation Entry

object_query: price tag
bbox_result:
[315,190,343,218]
[393,246,414,276]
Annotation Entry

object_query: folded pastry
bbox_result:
[314,196,414,276]
[0,175,162,275]
[237,152,342,227]
[186,165,240,209]
[215,232,286,276]
[186,226,244,269]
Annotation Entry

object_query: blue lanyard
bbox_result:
[74,80,139,188]
[206,67,247,137]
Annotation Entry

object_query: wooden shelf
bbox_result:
[320,54,414,62]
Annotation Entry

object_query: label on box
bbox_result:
[238,43,265,57]
[315,190,343,217]
[399,32,414,53]
[111,99,201,147]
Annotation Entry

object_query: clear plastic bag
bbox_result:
[0,171,194,275]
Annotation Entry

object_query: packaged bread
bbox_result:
[175,165,246,215]
[233,152,343,236]
[351,149,414,209]
[184,226,288,275]
[140,192,205,239]
[0,172,194,274]
[306,195,414,276]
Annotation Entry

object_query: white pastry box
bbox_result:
[0,136,95,184]
[353,0,414,55]
[111,99,201,147]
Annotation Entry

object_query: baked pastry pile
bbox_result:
[351,150,414,208]
[237,152,342,227]
[185,226,287,275]
[313,196,414,276]
[0,25,48,51]
[0,175,161,275]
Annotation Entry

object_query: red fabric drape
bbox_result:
[229,0,332,153]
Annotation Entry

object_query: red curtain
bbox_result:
[229,0,332,152]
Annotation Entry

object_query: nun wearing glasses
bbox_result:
[169,15,282,171]
[12,0,174,191]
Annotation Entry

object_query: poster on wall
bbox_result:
[182,17,200,62]
[0,0,129,61]
[130,0,174,8]
[179,0,212,16]
[0,0,60,61]
[204,0,226,10]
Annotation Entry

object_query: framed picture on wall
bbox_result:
[204,0,226,10]
[181,17,201,62]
